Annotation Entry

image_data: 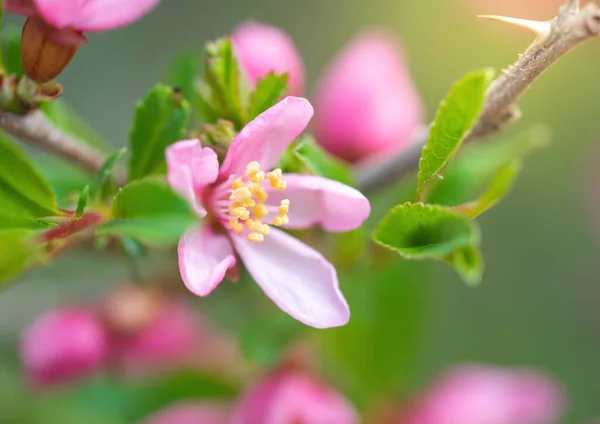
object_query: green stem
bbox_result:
[0,0,5,71]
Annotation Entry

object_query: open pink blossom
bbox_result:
[401,364,565,424]
[229,369,358,424]
[5,0,160,45]
[166,97,370,329]
[232,22,305,96]
[313,30,424,163]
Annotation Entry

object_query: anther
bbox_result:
[247,232,264,243]
[229,220,244,233]
[251,204,269,219]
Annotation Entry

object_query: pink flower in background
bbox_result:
[5,0,161,45]
[400,365,565,424]
[141,401,230,424]
[113,302,203,370]
[229,369,358,424]
[166,97,370,329]
[20,308,108,386]
[232,22,305,96]
[313,30,424,163]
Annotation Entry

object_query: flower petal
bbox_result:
[267,174,370,232]
[166,140,220,217]
[178,225,236,297]
[4,0,37,16]
[34,0,161,31]
[231,228,349,328]
[220,97,313,176]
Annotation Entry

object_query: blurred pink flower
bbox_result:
[20,308,108,386]
[166,97,370,329]
[313,30,424,163]
[113,302,203,370]
[5,0,160,45]
[232,22,305,96]
[400,364,565,424]
[141,401,230,424]
[229,369,358,424]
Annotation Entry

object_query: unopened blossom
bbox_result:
[400,364,565,424]
[141,401,230,424]
[166,96,370,328]
[232,22,305,96]
[113,301,202,370]
[229,369,358,424]
[313,30,424,163]
[20,308,109,386]
[6,0,160,82]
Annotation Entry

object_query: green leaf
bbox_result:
[373,202,479,259]
[128,85,191,180]
[40,100,111,151]
[203,38,246,127]
[2,24,23,76]
[36,158,89,208]
[455,160,521,219]
[248,72,288,121]
[417,68,495,200]
[164,52,202,104]
[0,230,37,284]
[96,178,196,245]
[0,133,58,217]
[293,136,355,186]
[446,245,484,286]
[428,125,551,207]
[0,215,54,230]
[89,148,126,200]
[74,185,90,218]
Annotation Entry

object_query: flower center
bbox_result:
[217,161,289,243]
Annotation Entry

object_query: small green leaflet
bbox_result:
[417,68,495,201]
[445,245,484,286]
[248,72,288,121]
[89,148,126,200]
[128,85,191,181]
[96,178,196,245]
[75,185,90,218]
[0,132,58,218]
[293,136,355,186]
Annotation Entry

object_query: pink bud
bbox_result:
[141,401,230,424]
[230,369,358,424]
[232,22,305,96]
[313,30,424,163]
[20,308,108,386]
[113,302,202,370]
[401,365,565,424]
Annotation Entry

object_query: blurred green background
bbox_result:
[1,0,599,422]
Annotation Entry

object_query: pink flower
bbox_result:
[5,0,160,45]
[20,308,109,386]
[113,302,203,370]
[166,97,370,329]
[229,369,358,424]
[232,22,305,96]
[141,401,230,424]
[313,30,424,163]
[401,365,565,424]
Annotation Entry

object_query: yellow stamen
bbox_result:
[230,207,250,220]
[229,219,244,233]
[247,232,264,243]
[251,204,269,219]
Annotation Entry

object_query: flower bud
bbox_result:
[230,369,358,424]
[141,401,230,424]
[313,30,424,163]
[232,22,305,96]
[20,308,108,386]
[400,365,565,424]
[20,17,82,83]
[113,301,202,371]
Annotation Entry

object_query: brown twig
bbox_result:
[0,109,107,174]
[356,0,600,192]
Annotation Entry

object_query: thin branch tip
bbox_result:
[477,15,552,39]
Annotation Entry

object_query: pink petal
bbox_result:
[220,97,313,176]
[178,225,236,297]
[166,140,220,217]
[231,228,349,328]
[141,401,230,424]
[34,0,160,31]
[267,174,370,232]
